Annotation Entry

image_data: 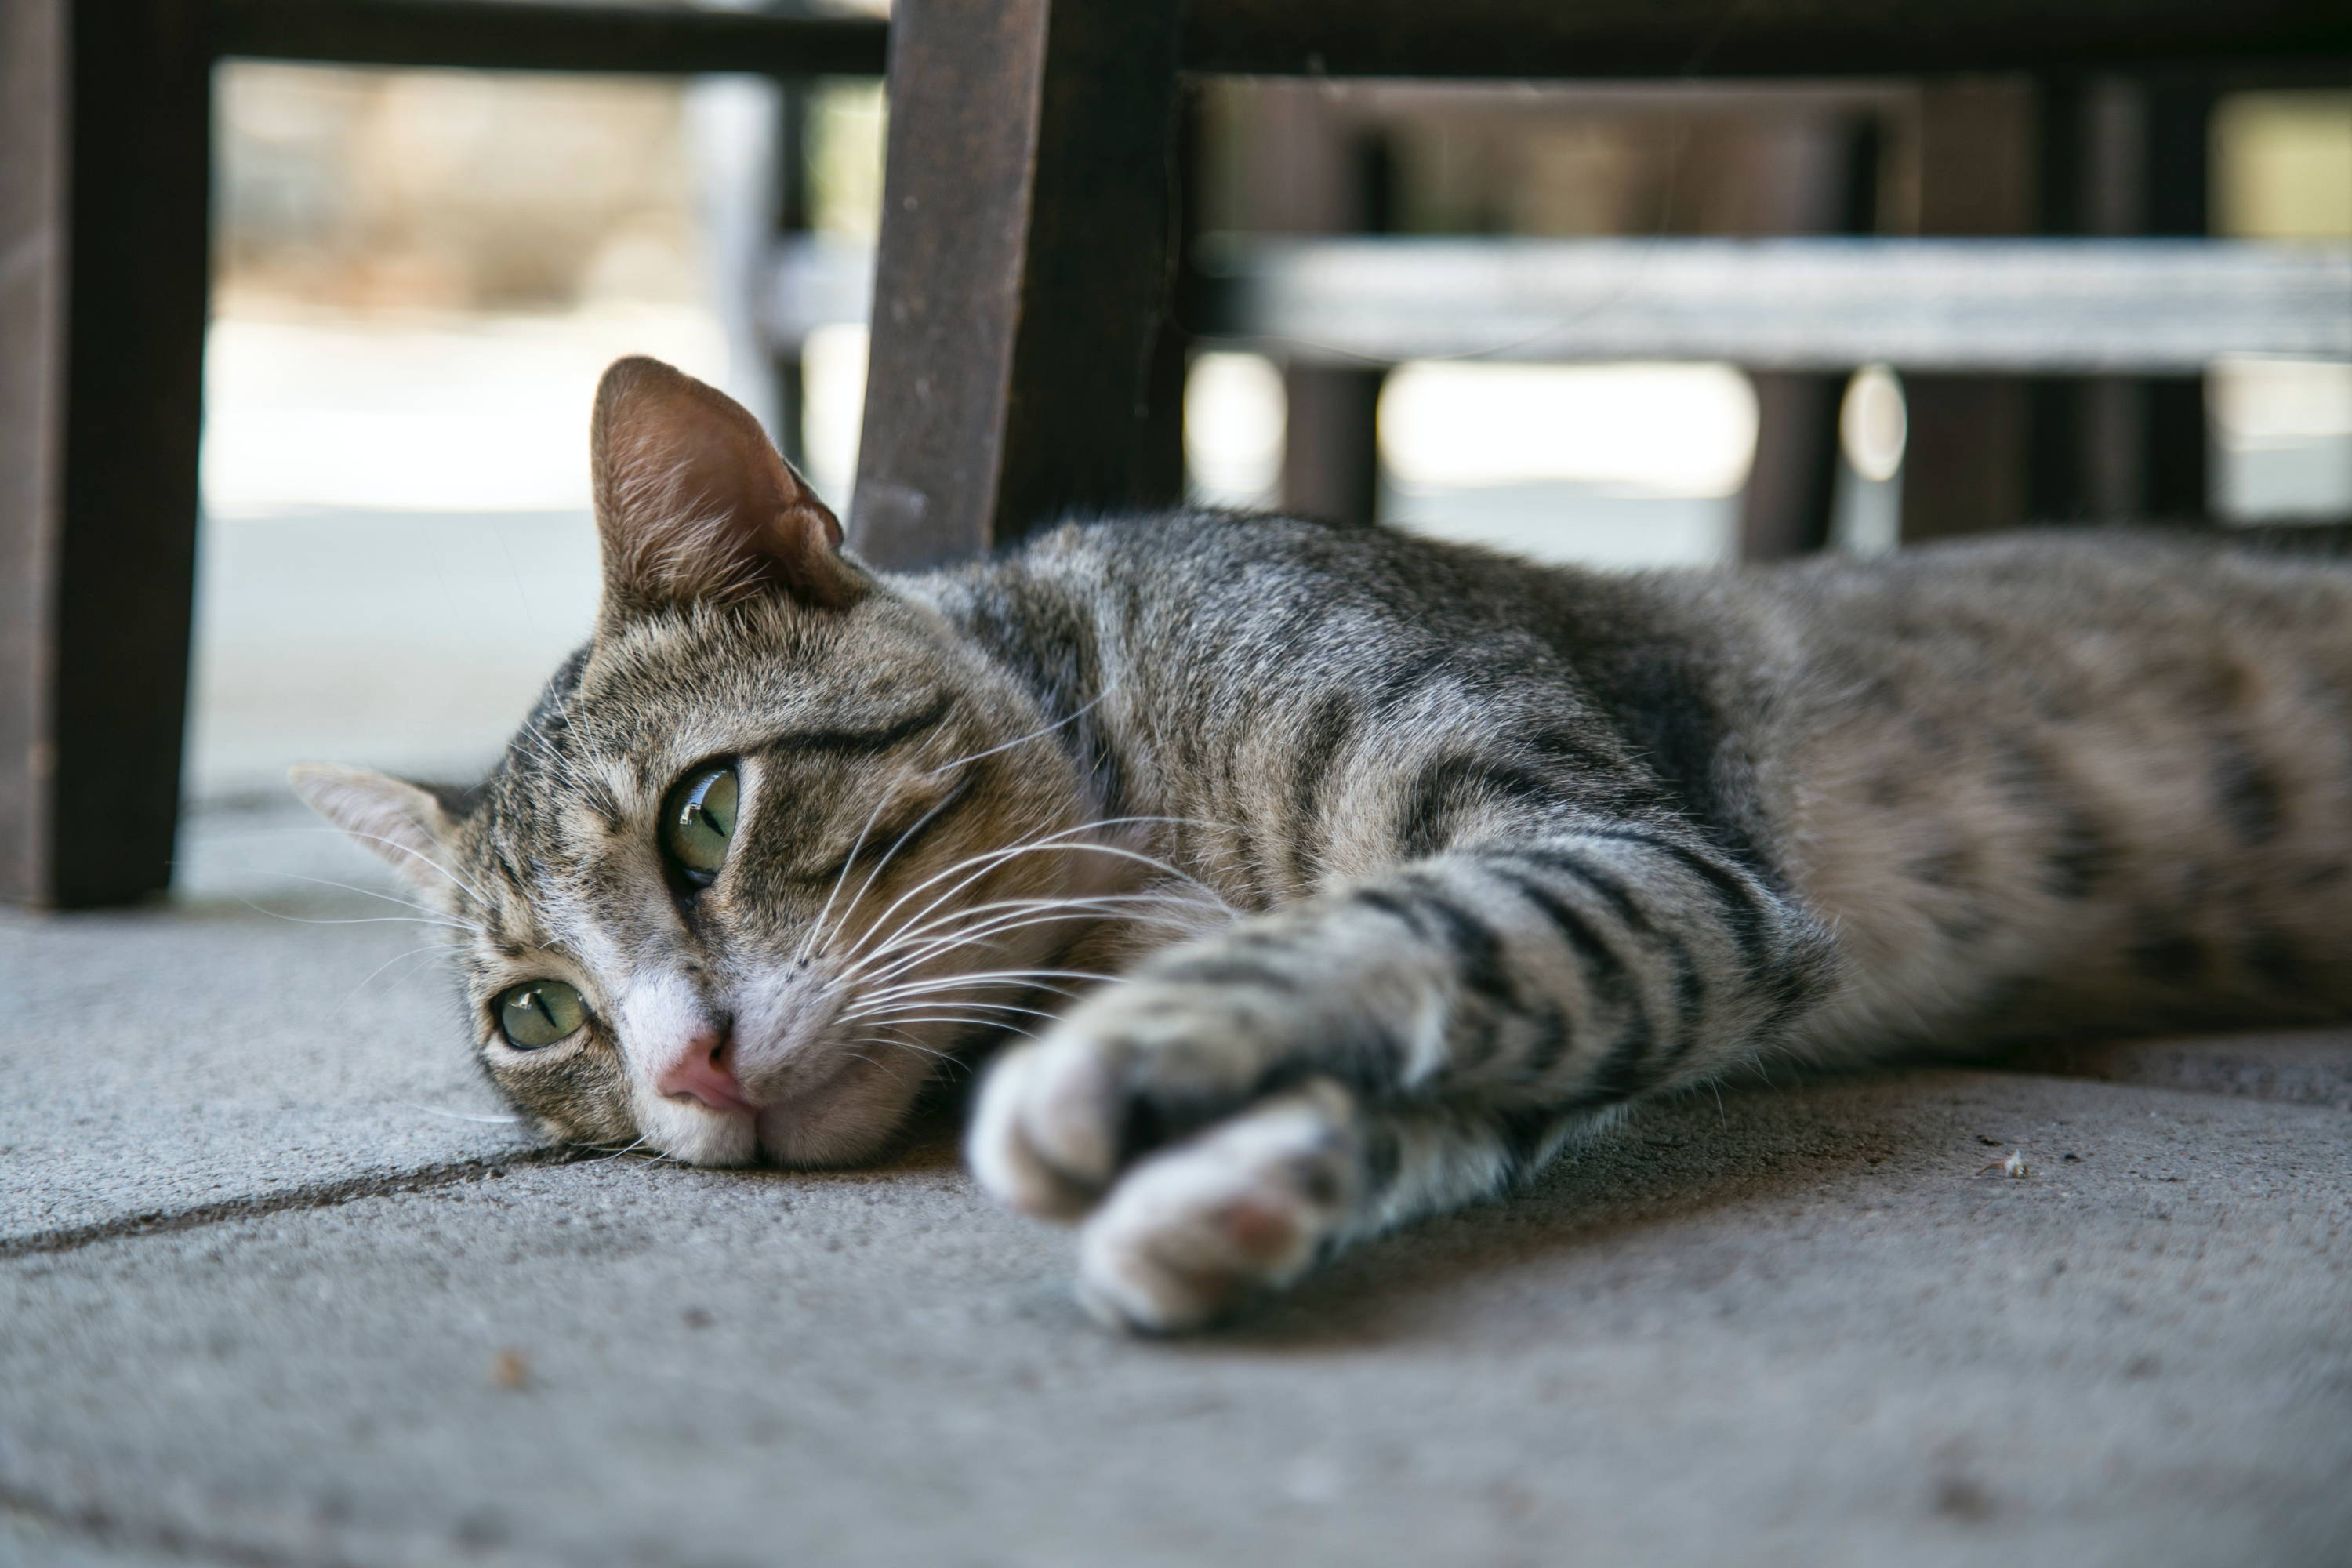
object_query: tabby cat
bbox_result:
[297,356,2352,1331]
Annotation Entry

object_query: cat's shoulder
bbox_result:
[1016,506,1568,594]
[1029,506,1372,566]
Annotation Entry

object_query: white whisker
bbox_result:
[843,886,1211,974]
[237,869,483,930]
[398,1102,525,1125]
[347,944,455,996]
[849,967,1114,1010]
[814,775,975,962]
[238,898,476,937]
[796,785,903,967]
[842,898,1206,992]
[922,688,1111,778]
[838,818,1230,975]
[840,997,1065,1025]
[338,829,495,909]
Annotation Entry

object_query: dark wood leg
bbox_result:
[848,0,1186,568]
[1216,82,1391,525]
[2033,76,2216,524]
[1900,80,2035,545]
[1741,375,1846,558]
[1280,367,1384,524]
[1737,111,1880,561]
[2,0,211,908]
[769,80,811,474]
[2137,79,2215,521]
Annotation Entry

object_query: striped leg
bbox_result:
[970,822,1834,1321]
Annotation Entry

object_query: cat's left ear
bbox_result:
[289,764,461,900]
[590,354,864,619]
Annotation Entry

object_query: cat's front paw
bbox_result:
[966,975,1304,1218]
[1074,1083,1361,1333]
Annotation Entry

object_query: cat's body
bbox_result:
[946,509,2352,1057]
[299,358,2352,1331]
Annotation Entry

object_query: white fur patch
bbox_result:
[1074,1085,1357,1333]
[615,971,753,1165]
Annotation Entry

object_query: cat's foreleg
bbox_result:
[971,824,1833,1324]
[1067,1080,1599,1330]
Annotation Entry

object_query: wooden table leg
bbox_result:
[848,0,1187,568]
[2,0,211,908]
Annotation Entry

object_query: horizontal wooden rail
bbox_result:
[1184,0,2352,78]
[211,0,889,75]
[210,0,2349,79]
[765,235,2352,374]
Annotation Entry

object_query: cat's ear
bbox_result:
[289,764,460,898]
[590,355,863,618]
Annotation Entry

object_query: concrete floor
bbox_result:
[5,800,2350,1566]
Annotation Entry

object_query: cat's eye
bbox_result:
[495,980,587,1051]
[661,763,739,887]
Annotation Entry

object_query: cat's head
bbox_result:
[295,356,1108,1167]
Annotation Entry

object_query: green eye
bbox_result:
[495,980,587,1051]
[662,763,739,887]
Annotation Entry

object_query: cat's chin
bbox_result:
[750,1058,924,1170]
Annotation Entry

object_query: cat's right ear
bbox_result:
[289,764,460,899]
[590,354,864,620]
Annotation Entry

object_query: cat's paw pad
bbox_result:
[1073,1083,1359,1334]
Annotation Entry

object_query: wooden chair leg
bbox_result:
[1228,85,1393,526]
[1900,80,2036,545]
[848,0,1187,568]
[2,0,211,908]
[2136,79,2216,521]
[2030,76,2215,524]
[1741,374,1846,559]
[1736,111,1881,561]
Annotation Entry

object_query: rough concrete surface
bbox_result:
[5,809,2350,1566]
[9,1073,2350,1567]
[2003,1030,2352,1112]
[0,901,530,1246]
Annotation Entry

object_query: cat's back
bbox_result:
[1722,528,2352,1051]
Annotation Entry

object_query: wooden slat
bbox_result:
[212,0,888,75]
[1185,0,2352,78]
[850,0,1187,567]
[769,232,2352,372]
[212,0,2352,82]
[1189,238,2352,372]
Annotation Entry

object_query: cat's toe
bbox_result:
[1074,1083,1359,1334]
[967,1036,1128,1219]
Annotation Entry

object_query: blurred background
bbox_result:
[189,27,2351,848]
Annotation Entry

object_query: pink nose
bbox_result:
[658,1032,753,1115]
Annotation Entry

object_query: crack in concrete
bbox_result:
[2,1486,348,1568]
[0,1148,575,1261]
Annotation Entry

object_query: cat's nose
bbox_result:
[657,1030,754,1115]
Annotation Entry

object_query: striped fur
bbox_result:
[299,361,2352,1331]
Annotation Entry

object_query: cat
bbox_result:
[296,354,2352,1332]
